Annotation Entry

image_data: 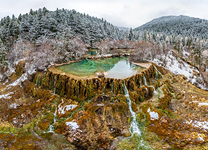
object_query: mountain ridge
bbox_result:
[134,15,208,38]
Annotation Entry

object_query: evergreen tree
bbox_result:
[0,39,7,69]
[128,28,133,41]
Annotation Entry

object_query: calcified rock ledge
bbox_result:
[30,61,168,149]
[33,62,167,102]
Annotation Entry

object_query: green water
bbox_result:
[57,57,144,79]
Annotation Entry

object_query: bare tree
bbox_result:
[66,36,88,58]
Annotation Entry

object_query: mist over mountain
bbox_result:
[135,15,208,39]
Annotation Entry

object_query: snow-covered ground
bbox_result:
[192,101,208,106]
[58,99,77,115]
[9,103,20,109]
[147,108,159,120]
[8,73,28,87]
[58,104,77,115]
[66,121,79,130]
[0,92,14,99]
[182,51,190,57]
[186,119,208,131]
[152,51,208,90]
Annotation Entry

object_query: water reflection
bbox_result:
[57,57,144,79]
[106,60,140,79]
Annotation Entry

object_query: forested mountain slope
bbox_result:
[0,7,125,44]
[135,15,208,39]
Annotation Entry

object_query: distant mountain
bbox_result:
[134,15,208,38]
[116,26,129,31]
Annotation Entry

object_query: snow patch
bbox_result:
[58,99,77,115]
[15,58,26,65]
[0,74,3,81]
[66,121,79,130]
[186,120,208,130]
[0,92,14,99]
[97,104,105,106]
[28,68,36,75]
[192,101,208,106]
[152,52,207,90]
[8,63,15,75]
[147,108,159,120]
[58,104,77,115]
[21,114,24,118]
[9,103,20,109]
[198,135,204,142]
[182,51,190,56]
[3,79,9,85]
[8,73,27,87]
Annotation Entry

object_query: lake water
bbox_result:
[57,57,144,79]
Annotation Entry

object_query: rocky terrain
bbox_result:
[0,54,207,149]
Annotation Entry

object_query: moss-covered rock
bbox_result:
[15,61,26,76]
[60,94,131,149]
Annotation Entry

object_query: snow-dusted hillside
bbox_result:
[135,15,208,38]
[152,51,208,90]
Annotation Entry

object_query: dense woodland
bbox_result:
[0,8,208,81]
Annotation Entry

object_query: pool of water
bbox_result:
[56,57,144,79]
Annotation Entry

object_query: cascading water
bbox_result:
[143,74,157,94]
[154,65,163,79]
[149,85,157,94]
[48,105,57,133]
[143,75,148,86]
[111,82,114,94]
[123,81,153,150]
[35,77,38,85]
[123,81,141,136]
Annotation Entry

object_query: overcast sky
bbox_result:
[0,0,208,28]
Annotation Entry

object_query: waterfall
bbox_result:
[111,82,114,94]
[36,76,39,86]
[144,74,157,94]
[48,104,57,133]
[123,81,153,149]
[149,85,157,94]
[123,81,141,136]
[143,75,148,86]
[154,65,163,79]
